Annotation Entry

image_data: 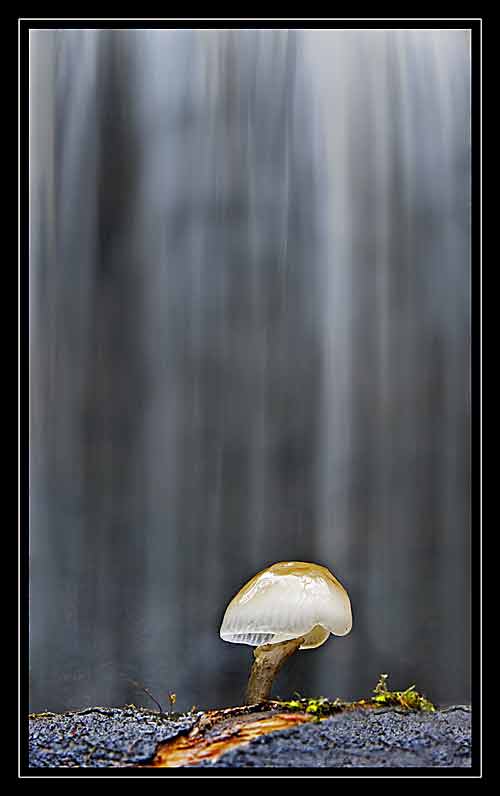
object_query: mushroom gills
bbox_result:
[222,625,330,649]
[223,632,276,645]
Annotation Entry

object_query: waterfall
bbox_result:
[29,28,470,711]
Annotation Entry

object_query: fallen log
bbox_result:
[27,699,472,769]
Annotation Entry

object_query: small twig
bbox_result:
[127,679,164,713]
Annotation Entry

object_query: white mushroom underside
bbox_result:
[224,632,277,646]
[221,626,330,649]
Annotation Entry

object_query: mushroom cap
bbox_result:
[219,561,352,650]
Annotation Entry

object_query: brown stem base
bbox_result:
[245,636,305,705]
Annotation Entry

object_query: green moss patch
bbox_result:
[274,673,435,719]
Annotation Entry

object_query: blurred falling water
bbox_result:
[29,29,470,712]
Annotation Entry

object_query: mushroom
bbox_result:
[219,561,352,704]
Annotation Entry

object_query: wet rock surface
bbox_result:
[28,705,471,769]
[193,707,472,768]
[28,706,200,768]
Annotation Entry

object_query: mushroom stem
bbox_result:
[245,636,305,705]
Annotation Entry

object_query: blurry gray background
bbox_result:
[29,28,471,713]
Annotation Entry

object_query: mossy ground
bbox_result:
[274,673,436,719]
